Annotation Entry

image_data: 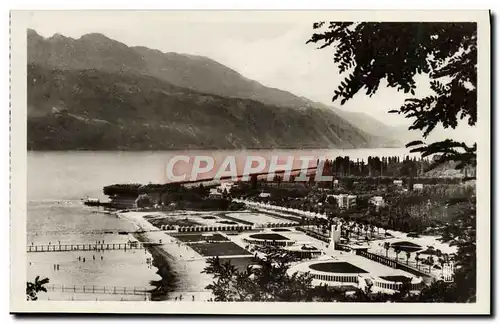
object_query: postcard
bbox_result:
[10,10,490,315]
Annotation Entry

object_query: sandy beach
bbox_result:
[116,211,214,301]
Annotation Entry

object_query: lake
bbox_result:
[28,148,414,201]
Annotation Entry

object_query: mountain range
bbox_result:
[27,29,404,150]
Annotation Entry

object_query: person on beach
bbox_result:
[192,295,195,301]
[57,264,59,271]
[101,256,103,260]
[179,294,183,301]
[83,257,85,262]
[93,255,95,261]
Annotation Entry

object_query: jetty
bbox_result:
[46,284,151,296]
[27,242,160,253]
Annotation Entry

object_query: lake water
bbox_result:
[26,148,412,300]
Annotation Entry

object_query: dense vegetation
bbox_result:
[306,22,478,303]
[26,276,49,301]
[308,22,477,170]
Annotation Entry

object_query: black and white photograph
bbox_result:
[9,10,490,315]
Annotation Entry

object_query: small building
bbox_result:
[258,192,271,199]
[327,194,357,209]
[109,195,138,209]
[285,244,322,259]
[369,196,385,207]
[208,188,223,199]
[218,182,235,193]
[413,183,424,190]
[393,180,403,187]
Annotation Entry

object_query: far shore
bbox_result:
[27,145,405,152]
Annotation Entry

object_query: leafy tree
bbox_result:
[202,252,314,302]
[26,276,49,301]
[308,22,477,171]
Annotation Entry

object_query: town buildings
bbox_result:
[327,194,357,209]
[369,196,385,208]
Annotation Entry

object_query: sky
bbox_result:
[26,11,475,143]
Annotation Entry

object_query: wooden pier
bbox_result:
[46,284,151,296]
[26,242,150,253]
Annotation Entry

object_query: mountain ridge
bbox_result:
[27,29,402,150]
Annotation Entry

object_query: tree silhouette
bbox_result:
[203,253,317,301]
[26,276,49,301]
[383,242,390,257]
[308,22,477,171]
[393,247,402,262]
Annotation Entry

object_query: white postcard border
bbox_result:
[10,9,491,315]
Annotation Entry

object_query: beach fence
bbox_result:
[46,284,151,296]
[27,242,149,253]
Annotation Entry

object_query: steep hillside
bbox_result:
[28,29,318,110]
[27,64,374,150]
[331,108,404,147]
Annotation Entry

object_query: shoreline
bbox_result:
[134,232,178,301]
[117,212,179,300]
[27,146,406,152]
[116,211,214,301]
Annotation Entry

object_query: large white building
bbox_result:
[327,194,357,209]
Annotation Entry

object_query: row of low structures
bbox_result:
[233,199,330,219]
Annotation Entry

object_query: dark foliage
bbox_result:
[26,276,49,301]
[308,22,477,170]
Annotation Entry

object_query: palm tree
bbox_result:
[405,251,411,265]
[428,256,435,273]
[393,247,401,262]
[383,242,390,257]
[370,224,375,238]
[415,252,421,269]
[26,276,49,301]
[439,258,446,277]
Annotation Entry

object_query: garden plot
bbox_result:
[143,214,201,228]
[192,214,249,227]
[225,212,295,227]
[143,213,250,229]
[189,241,252,257]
